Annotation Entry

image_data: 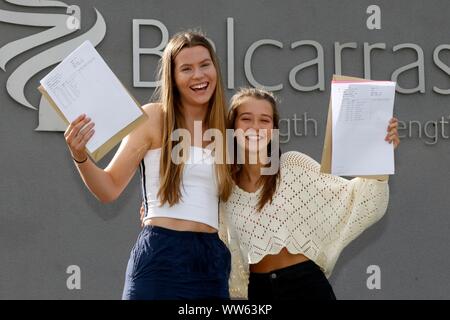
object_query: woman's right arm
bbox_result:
[218,205,249,299]
[64,103,161,203]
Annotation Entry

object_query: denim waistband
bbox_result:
[142,224,219,239]
[249,260,322,279]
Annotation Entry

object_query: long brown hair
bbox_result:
[228,88,282,211]
[154,31,232,206]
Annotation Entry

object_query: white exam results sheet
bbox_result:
[40,40,142,153]
[331,80,396,176]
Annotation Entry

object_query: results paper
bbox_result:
[40,40,142,153]
[331,80,396,176]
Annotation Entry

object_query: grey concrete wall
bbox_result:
[1,0,449,299]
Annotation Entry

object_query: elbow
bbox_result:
[87,173,122,204]
[96,193,119,204]
[98,197,113,204]
[374,195,390,223]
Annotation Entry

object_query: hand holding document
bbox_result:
[320,75,396,177]
[39,40,146,162]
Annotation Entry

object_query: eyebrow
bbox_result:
[239,112,273,118]
[178,58,212,69]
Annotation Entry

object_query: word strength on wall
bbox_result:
[132,18,450,95]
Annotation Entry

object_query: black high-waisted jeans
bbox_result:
[248,260,336,300]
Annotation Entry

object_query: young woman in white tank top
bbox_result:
[64,32,233,300]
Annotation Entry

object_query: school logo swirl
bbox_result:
[0,0,106,131]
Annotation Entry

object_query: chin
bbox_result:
[191,96,213,107]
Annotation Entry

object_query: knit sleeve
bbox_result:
[218,203,249,299]
[281,151,390,277]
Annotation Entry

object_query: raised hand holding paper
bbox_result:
[39,40,145,162]
[330,78,396,176]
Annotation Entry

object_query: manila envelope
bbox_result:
[38,85,147,163]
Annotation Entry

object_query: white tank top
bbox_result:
[140,146,219,229]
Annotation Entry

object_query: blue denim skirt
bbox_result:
[122,225,231,300]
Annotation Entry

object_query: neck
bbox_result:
[179,101,209,147]
[241,161,263,185]
[179,101,209,124]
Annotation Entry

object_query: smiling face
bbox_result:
[234,97,274,154]
[173,45,217,109]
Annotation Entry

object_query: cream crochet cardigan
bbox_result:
[219,151,389,299]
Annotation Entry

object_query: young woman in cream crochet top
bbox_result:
[220,88,399,300]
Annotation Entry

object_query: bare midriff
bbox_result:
[143,217,217,233]
[250,247,310,273]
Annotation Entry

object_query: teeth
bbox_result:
[246,135,263,141]
[191,82,208,90]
